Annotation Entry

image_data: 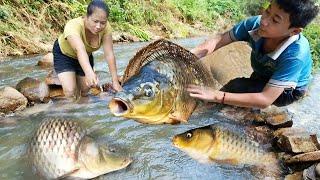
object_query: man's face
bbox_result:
[259,2,298,38]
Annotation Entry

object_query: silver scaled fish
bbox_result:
[28,118,132,179]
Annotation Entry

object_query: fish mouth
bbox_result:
[172,136,179,147]
[109,97,132,116]
[122,157,133,167]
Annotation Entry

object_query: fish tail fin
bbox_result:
[259,152,283,179]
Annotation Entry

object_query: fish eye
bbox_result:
[143,85,154,97]
[109,147,116,153]
[186,132,193,138]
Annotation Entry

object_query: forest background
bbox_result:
[0,0,319,70]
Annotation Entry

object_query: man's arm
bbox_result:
[222,85,284,108]
[187,84,284,109]
[191,31,234,58]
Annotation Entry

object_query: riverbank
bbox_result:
[0,0,244,57]
[0,1,319,70]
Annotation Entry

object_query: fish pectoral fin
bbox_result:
[209,157,239,165]
[57,168,80,180]
[169,112,188,124]
[250,164,282,179]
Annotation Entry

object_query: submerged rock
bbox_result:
[45,70,61,86]
[37,53,53,68]
[48,85,64,98]
[0,86,28,114]
[16,77,50,103]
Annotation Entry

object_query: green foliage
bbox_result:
[304,23,320,71]
[0,5,10,20]
[124,23,150,41]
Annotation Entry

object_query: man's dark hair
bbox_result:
[87,0,109,17]
[276,0,319,28]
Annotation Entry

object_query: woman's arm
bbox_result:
[191,31,234,58]
[187,85,284,109]
[67,35,98,87]
[102,34,122,91]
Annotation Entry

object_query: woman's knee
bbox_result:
[63,88,77,97]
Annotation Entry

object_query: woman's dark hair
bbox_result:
[276,0,319,28]
[87,0,109,17]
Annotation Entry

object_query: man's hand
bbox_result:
[187,84,224,103]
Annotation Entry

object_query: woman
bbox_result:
[53,0,122,98]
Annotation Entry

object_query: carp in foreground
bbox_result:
[28,118,132,179]
[109,39,220,124]
[172,124,280,175]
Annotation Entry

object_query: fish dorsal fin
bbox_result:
[122,39,209,84]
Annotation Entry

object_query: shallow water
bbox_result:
[0,37,319,180]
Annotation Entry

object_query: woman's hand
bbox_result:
[85,71,99,87]
[112,80,122,92]
[187,84,224,103]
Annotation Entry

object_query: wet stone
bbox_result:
[274,128,319,153]
[274,128,307,137]
[45,70,61,86]
[260,106,293,129]
[285,151,320,164]
[264,113,293,129]
[48,85,64,98]
[16,77,50,103]
[284,171,302,180]
[0,86,28,114]
[37,53,53,68]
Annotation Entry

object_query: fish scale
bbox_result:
[109,39,221,124]
[173,124,280,176]
[28,118,132,179]
[29,118,85,178]
[211,126,273,166]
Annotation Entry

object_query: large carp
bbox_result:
[28,118,132,179]
[109,39,220,124]
[172,124,281,176]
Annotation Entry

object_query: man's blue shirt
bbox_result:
[229,16,312,89]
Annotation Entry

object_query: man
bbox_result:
[188,0,319,108]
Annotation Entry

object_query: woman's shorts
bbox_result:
[53,40,94,76]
